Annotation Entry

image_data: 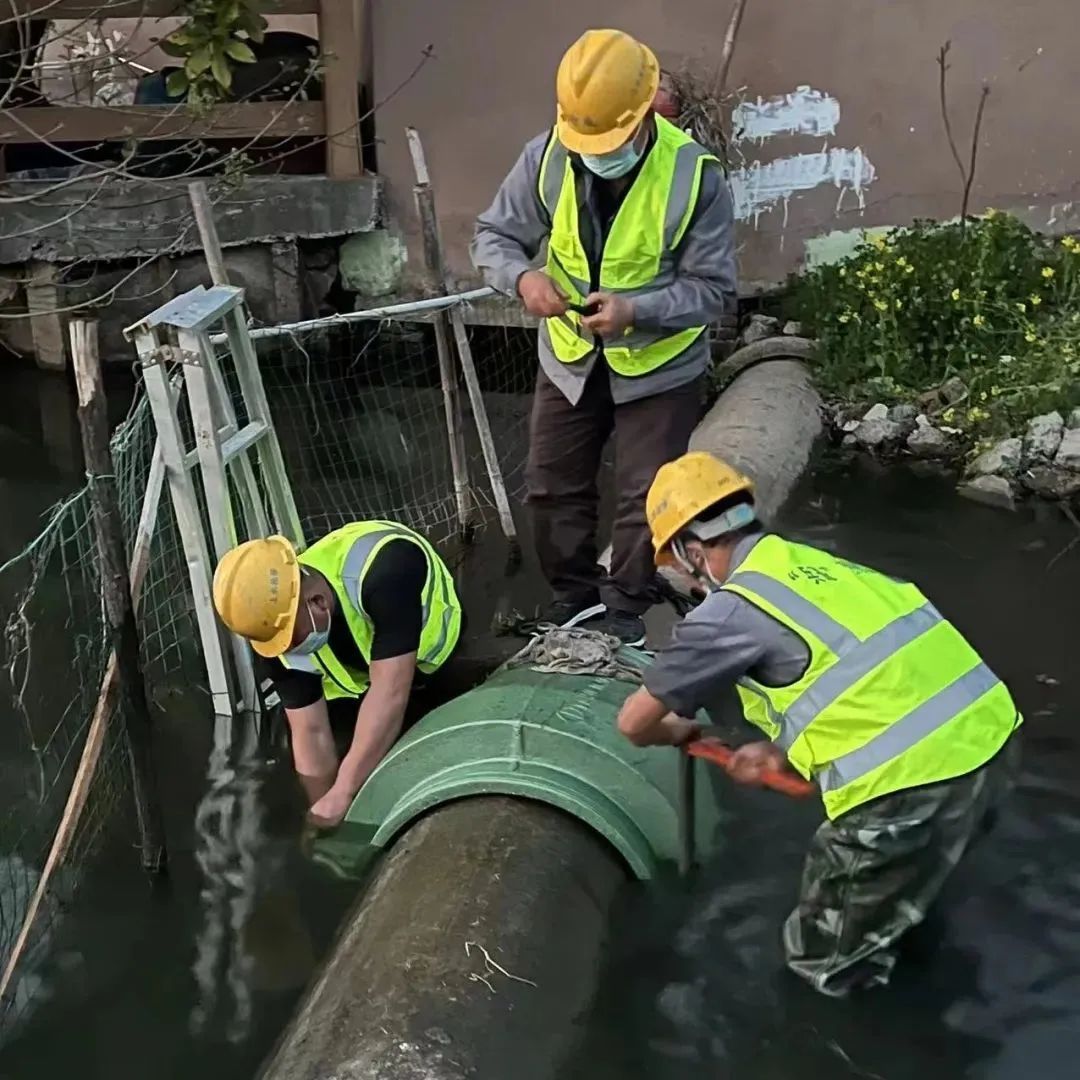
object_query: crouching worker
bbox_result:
[616,452,1022,996]
[213,521,462,828]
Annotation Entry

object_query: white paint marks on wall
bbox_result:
[729,148,877,225]
[732,86,840,144]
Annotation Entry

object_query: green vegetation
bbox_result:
[792,213,1080,437]
[161,1,268,106]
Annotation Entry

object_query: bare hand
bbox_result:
[307,784,354,830]
[725,741,789,786]
[663,714,702,747]
[580,292,634,339]
[517,270,568,318]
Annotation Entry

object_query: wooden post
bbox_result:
[188,181,229,285]
[69,319,166,872]
[405,128,518,548]
[0,437,168,1003]
[320,0,363,178]
[407,133,473,536]
[26,261,67,371]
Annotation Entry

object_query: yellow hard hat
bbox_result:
[647,452,755,566]
[556,29,660,155]
[212,535,301,658]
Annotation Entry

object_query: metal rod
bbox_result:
[207,287,497,346]
[70,318,166,871]
[677,750,696,877]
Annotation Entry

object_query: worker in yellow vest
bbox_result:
[212,521,462,828]
[472,29,736,647]
[617,452,1021,996]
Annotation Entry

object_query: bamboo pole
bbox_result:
[188,180,229,286]
[405,128,518,548]
[0,434,168,1003]
[406,129,474,537]
[70,318,166,872]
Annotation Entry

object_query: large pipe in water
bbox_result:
[261,348,822,1080]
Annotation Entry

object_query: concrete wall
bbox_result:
[372,0,1080,294]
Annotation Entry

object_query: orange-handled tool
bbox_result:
[686,737,815,799]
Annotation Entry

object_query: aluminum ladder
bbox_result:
[125,285,304,715]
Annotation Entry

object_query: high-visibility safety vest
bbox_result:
[537,115,718,378]
[280,521,461,700]
[722,535,1021,820]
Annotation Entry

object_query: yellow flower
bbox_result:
[1025,330,1038,343]
[838,312,852,324]
[973,314,986,328]
[871,234,887,251]
[951,288,961,301]
[1030,294,1042,306]
[1042,266,1056,279]
[942,408,956,422]
[895,298,903,310]
[839,267,847,278]
[985,208,1000,219]
[1016,302,1027,313]
[896,256,908,268]
[990,385,1000,396]
[856,268,867,279]
[1062,236,1079,252]
[979,391,988,401]
[873,299,889,312]
[874,262,885,272]
[905,263,915,274]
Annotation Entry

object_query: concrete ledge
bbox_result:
[0,174,382,264]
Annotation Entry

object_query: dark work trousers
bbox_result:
[525,364,704,615]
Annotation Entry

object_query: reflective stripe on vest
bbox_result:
[281,521,461,701]
[536,116,717,377]
[724,536,1020,819]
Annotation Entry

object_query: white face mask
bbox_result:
[290,601,330,656]
[672,537,723,592]
[580,128,645,179]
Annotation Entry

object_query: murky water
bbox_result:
[2,367,1079,1078]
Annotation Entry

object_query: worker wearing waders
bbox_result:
[471,29,736,647]
[616,452,1022,996]
[212,522,462,828]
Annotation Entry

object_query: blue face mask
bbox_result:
[290,601,330,656]
[581,135,644,180]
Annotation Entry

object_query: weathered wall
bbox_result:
[372,0,1080,294]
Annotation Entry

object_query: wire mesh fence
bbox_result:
[0,299,538,1040]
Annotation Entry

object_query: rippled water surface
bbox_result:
[1,364,1078,1078]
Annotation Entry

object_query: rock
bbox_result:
[969,437,1022,477]
[782,320,804,336]
[741,314,781,345]
[1068,407,1080,430]
[841,434,857,448]
[906,425,952,459]
[1021,465,1080,500]
[958,475,1016,511]
[840,419,860,433]
[915,413,932,428]
[862,402,889,422]
[940,376,968,406]
[1023,411,1065,464]
[1058,428,1080,470]
[853,417,906,451]
[888,403,920,425]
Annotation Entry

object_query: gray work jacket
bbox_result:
[471,127,738,405]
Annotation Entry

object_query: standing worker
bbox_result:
[472,29,737,646]
[212,520,462,828]
[616,452,1022,995]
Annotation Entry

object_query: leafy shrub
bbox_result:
[791,213,1080,435]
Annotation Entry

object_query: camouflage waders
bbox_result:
[783,736,1020,997]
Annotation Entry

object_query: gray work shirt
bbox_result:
[471,128,737,406]
[644,531,811,721]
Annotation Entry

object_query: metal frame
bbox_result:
[125,285,305,716]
